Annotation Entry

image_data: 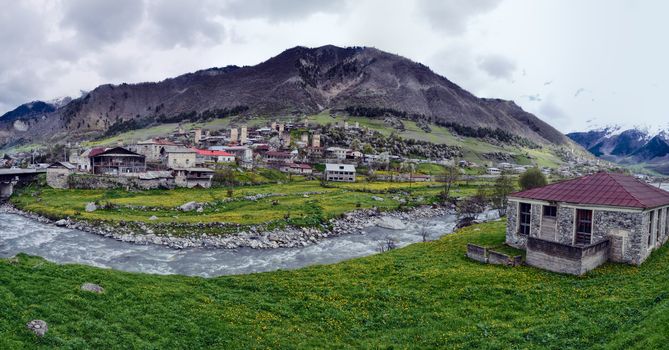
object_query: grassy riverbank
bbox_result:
[1,220,666,348]
[9,179,480,232]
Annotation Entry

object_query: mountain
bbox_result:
[0,101,56,123]
[568,127,669,174]
[0,45,571,147]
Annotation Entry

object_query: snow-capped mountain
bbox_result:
[567,126,669,174]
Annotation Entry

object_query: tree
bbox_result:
[519,167,547,191]
[440,165,459,202]
[492,175,515,216]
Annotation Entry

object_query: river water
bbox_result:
[0,211,499,277]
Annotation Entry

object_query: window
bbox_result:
[518,203,531,235]
[665,207,669,236]
[543,205,557,218]
[575,209,592,245]
[648,210,655,247]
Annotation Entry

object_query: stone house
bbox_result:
[506,172,669,275]
[325,163,356,182]
[166,147,197,169]
[172,167,214,188]
[46,162,76,189]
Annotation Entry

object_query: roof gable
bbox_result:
[510,172,669,209]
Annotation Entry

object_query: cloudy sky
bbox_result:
[0,0,666,133]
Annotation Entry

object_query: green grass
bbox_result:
[1,220,668,348]
[10,180,448,231]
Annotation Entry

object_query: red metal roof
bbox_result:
[88,147,107,157]
[510,172,669,209]
[192,148,234,157]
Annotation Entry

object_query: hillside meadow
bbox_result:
[0,220,667,349]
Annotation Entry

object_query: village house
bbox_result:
[279,163,313,175]
[90,147,146,175]
[506,172,669,275]
[326,147,349,160]
[325,163,356,182]
[264,151,294,164]
[172,167,214,188]
[486,167,501,175]
[166,147,197,168]
[131,139,178,162]
[193,148,235,164]
[46,161,77,189]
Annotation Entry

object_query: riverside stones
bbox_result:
[179,201,200,211]
[85,202,97,212]
[26,320,48,337]
[81,283,104,293]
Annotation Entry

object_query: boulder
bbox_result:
[80,283,104,293]
[85,202,97,212]
[179,201,200,211]
[54,219,68,227]
[371,196,384,201]
[26,320,48,337]
[375,216,407,230]
[149,215,158,221]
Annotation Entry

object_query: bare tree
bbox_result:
[440,165,460,202]
[419,225,429,242]
[377,238,398,252]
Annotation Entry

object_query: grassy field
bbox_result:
[11,179,479,230]
[1,220,667,348]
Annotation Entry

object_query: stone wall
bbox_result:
[487,250,522,266]
[556,206,574,244]
[526,236,609,275]
[505,200,526,248]
[592,210,643,264]
[46,168,72,189]
[466,244,487,263]
[68,174,174,190]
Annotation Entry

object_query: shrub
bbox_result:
[519,168,547,191]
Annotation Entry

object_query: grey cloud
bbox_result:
[145,0,226,49]
[538,100,568,122]
[417,0,502,34]
[61,0,144,46]
[477,54,516,80]
[522,94,542,102]
[223,0,348,21]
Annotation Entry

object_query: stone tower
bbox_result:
[240,126,248,145]
[312,133,321,148]
[230,128,239,143]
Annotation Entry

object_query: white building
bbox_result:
[325,163,356,182]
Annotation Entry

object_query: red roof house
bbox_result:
[505,172,669,275]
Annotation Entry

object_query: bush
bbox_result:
[519,168,547,191]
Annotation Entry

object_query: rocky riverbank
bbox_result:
[0,203,457,250]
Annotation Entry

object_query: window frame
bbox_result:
[575,209,593,245]
[543,205,557,218]
[518,202,532,236]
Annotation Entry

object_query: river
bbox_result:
[0,211,499,277]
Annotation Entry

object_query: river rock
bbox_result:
[26,320,48,337]
[85,202,97,212]
[179,201,200,211]
[54,219,68,227]
[81,282,104,293]
[375,216,407,230]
